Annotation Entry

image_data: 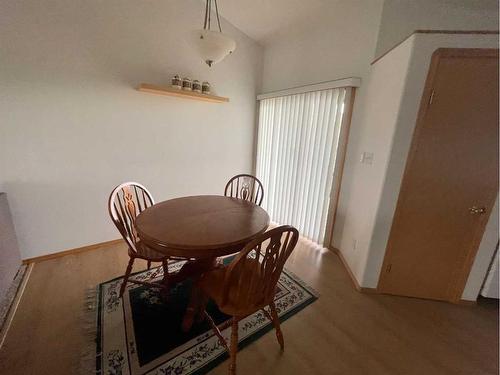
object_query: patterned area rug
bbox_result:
[96,262,318,375]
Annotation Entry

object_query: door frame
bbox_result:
[323,87,357,247]
[377,48,499,303]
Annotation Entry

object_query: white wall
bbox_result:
[260,0,498,301]
[0,0,263,259]
[481,245,499,299]
[258,0,385,271]
[342,33,499,301]
[331,36,415,283]
[261,0,384,93]
[465,198,498,300]
[375,0,499,58]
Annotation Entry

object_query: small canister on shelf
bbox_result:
[182,77,192,91]
[202,81,210,95]
[192,80,202,93]
[171,75,181,89]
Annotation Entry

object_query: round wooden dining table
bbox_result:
[136,195,270,258]
[135,195,270,330]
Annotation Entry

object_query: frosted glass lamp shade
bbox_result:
[190,29,236,66]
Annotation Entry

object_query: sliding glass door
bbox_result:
[256,86,353,244]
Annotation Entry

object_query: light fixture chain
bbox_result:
[203,0,209,29]
[208,0,212,30]
[214,0,222,32]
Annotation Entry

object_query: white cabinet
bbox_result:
[0,193,22,303]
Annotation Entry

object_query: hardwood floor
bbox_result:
[0,239,498,375]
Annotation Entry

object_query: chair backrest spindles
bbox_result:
[224,174,264,206]
[108,182,154,253]
[221,226,299,310]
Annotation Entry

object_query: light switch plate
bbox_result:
[360,152,374,164]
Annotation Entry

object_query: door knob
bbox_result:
[469,206,486,215]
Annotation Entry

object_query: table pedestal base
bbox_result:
[159,257,218,332]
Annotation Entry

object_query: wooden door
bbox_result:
[378,48,499,302]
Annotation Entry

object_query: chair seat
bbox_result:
[199,259,271,317]
[133,241,168,261]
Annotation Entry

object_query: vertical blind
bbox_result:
[256,87,347,244]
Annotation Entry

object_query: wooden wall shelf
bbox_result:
[137,83,229,103]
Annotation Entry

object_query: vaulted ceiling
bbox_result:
[216,0,329,42]
[213,0,499,44]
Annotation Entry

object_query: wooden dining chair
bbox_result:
[108,182,170,297]
[224,174,264,206]
[197,225,299,375]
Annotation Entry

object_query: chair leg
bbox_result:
[147,260,152,270]
[195,291,210,324]
[160,259,170,298]
[229,318,239,375]
[162,259,169,280]
[120,258,135,298]
[269,302,284,351]
[203,310,230,352]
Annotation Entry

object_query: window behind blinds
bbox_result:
[256,87,348,244]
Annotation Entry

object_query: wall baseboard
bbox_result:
[21,239,480,305]
[22,239,124,264]
[329,247,479,304]
[329,246,378,293]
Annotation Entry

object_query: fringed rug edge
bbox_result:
[78,286,100,375]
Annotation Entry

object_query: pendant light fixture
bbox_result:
[190,0,236,67]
